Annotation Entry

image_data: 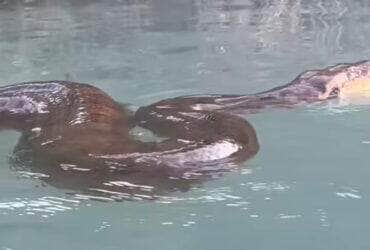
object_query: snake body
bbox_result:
[2,61,370,199]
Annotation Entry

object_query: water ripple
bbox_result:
[0,196,80,217]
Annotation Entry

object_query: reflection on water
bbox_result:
[1,1,370,250]
[0,0,369,99]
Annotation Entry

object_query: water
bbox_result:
[1,0,370,249]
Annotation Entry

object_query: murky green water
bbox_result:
[1,0,370,249]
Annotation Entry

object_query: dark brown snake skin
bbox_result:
[2,61,370,200]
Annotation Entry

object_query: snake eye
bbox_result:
[329,87,339,96]
[205,114,217,121]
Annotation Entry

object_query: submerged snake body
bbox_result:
[2,61,370,199]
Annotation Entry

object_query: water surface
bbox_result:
[1,0,370,249]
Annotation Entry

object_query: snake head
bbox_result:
[295,61,370,100]
[321,61,370,100]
